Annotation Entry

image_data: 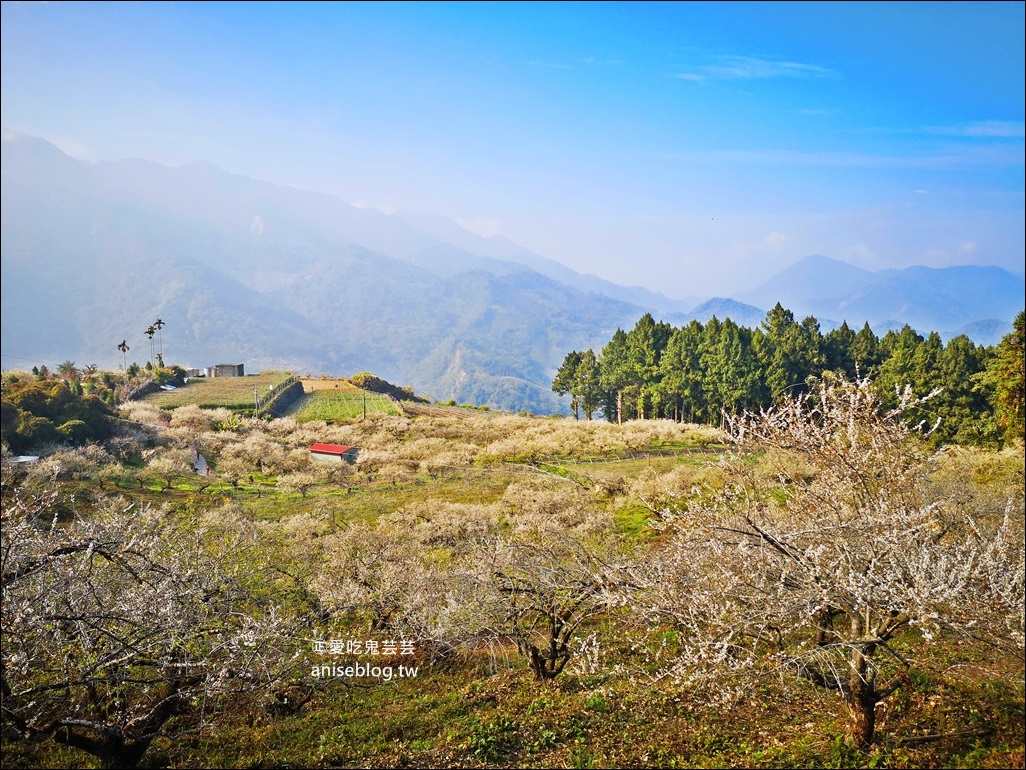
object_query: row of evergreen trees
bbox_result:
[552,304,1025,446]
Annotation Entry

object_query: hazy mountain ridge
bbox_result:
[1,132,646,412]
[1,176,326,372]
[684,297,768,329]
[396,209,701,315]
[2,130,1022,413]
[739,255,1022,344]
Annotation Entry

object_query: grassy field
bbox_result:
[287,379,401,422]
[162,645,1026,770]
[7,403,1023,770]
[145,371,295,410]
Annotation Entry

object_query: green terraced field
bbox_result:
[286,389,401,422]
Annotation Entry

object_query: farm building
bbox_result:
[210,363,245,377]
[308,443,359,464]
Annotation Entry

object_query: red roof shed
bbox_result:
[308,443,359,463]
[309,443,352,455]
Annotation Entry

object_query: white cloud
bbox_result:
[922,121,1026,138]
[728,229,789,263]
[841,244,879,269]
[676,55,837,82]
[454,216,502,238]
[642,144,1024,169]
[50,136,92,160]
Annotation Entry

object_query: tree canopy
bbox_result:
[1,379,117,453]
[552,306,1025,446]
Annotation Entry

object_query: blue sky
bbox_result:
[2,0,1023,298]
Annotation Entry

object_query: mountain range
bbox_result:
[2,130,1023,414]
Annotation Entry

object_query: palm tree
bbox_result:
[145,326,156,366]
[118,340,130,371]
[154,318,165,366]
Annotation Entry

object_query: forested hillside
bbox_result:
[554,306,1026,446]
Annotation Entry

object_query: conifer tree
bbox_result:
[984,311,1025,443]
[658,321,705,423]
[877,325,925,408]
[599,329,632,423]
[576,349,602,420]
[823,321,857,378]
[552,351,584,419]
[851,321,881,374]
[625,313,671,419]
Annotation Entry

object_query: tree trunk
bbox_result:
[55,728,152,770]
[845,616,878,750]
[102,739,151,770]
[845,676,877,750]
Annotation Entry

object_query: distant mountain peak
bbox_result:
[686,297,767,327]
[733,254,1023,345]
[737,255,874,307]
[792,253,854,267]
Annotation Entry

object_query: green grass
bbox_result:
[287,390,401,422]
[613,503,658,539]
[10,415,1022,770]
[145,371,295,410]
[247,468,519,525]
[127,639,1024,770]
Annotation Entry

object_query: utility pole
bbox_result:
[254,387,259,417]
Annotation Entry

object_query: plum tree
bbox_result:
[1,484,303,769]
[646,375,1024,749]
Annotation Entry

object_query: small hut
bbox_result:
[308,443,359,464]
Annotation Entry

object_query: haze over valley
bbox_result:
[3,131,1022,413]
